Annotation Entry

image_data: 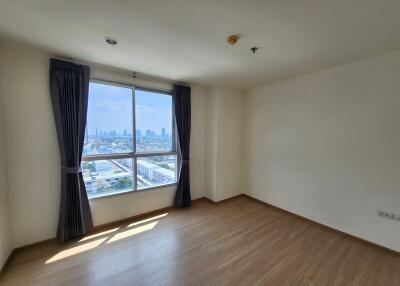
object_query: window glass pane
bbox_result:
[137,155,177,189]
[135,90,173,152]
[82,159,134,198]
[84,82,133,155]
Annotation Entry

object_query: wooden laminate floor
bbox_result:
[1,196,400,286]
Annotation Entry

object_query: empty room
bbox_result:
[0,0,400,285]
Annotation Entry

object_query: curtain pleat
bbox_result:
[173,85,191,208]
[49,58,93,242]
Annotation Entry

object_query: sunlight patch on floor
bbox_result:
[127,213,168,227]
[79,227,120,242]
[45,213,168,264]
[107,221,159,243]
[45,237,107,264]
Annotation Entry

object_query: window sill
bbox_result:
[88,183,178,200]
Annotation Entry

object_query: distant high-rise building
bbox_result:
[161,128,166,137]
[136,130,141,137]
[150,131,155,137]
[123,129,128,136]
[146,129,151,137]
[96,128,98,137]
[85,128,89,144]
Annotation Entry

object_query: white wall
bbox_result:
[0,43,206,247]
[205,89,218,201]
[244,51,400,252]
[0,77,12,269]
[0,44,59,249]
[205,87,244,202]
[5,39,399,253]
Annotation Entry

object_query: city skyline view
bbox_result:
[86,82,173,137]
[87,127,169,137]
[82,82,177,197]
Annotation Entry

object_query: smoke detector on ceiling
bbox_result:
[250,47,259,54]
[105,37,118,46]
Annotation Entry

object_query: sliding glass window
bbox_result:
[82,81,177,198]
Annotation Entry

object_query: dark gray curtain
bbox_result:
[49,58,93,242]
[173,84,191,208]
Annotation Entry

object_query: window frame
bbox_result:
[82,79,179,199]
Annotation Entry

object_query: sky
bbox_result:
[87,82,172,136]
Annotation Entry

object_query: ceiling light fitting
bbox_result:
[227,35,238,45]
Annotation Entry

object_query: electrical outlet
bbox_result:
[377,210,400,222]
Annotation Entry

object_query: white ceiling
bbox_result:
[1,0,400,88]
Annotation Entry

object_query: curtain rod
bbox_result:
[52,55,188,86]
